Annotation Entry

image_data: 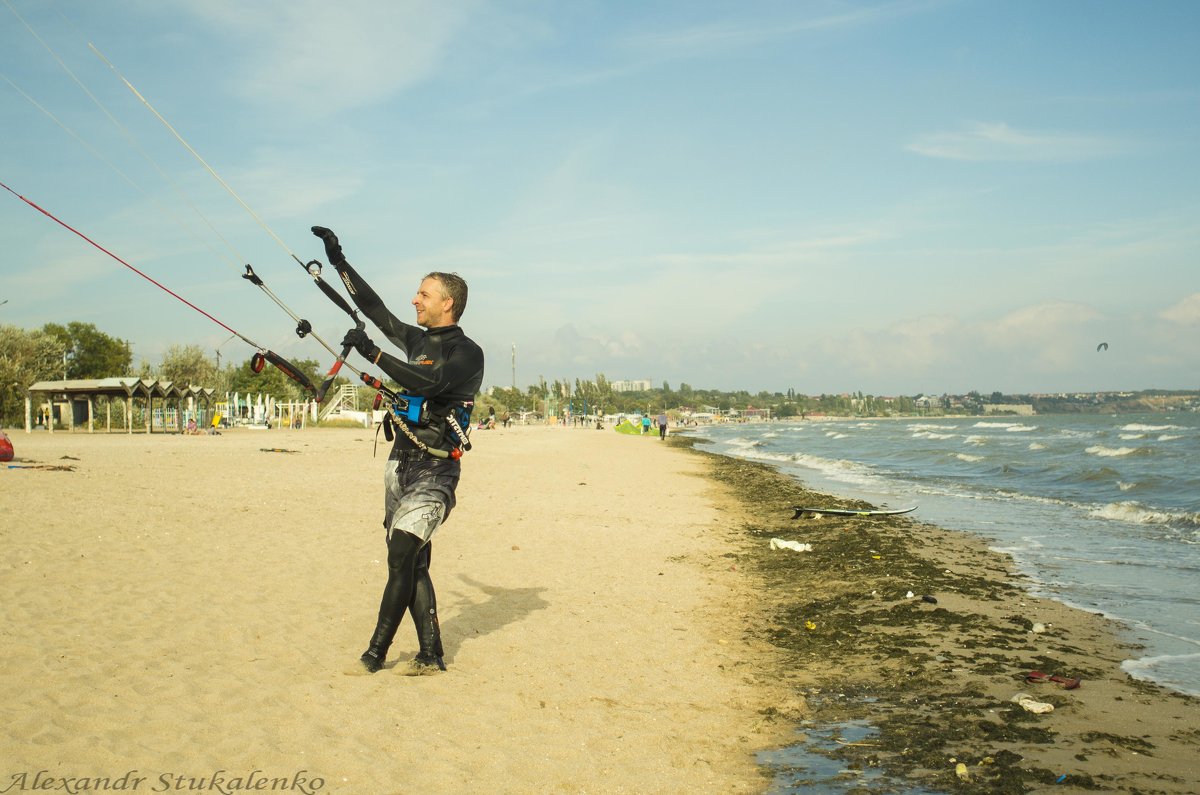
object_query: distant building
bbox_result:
[611,379,653,393]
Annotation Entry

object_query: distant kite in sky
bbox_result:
[1096,342,1108,352]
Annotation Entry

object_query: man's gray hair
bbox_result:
[426,272,468,321]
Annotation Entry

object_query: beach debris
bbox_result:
[6,463,76,471]
[804,621,817,631]
[769,538,812,552]
[0,430,13,462]
[1031,622,1047,633]
[905,591,915,599]
[260,447,299,454]
[1025,671,1082,689]
[921,595,938,604]
[955,762,970,781]
[1012,693,1054,713]
[1056,774,1068,784]
[1096,342,1108,352]
[792,505,916,519]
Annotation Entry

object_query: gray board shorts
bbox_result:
[384,457,461,544]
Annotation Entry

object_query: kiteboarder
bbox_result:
[313,227,485,676]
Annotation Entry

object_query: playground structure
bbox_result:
[316,383,377,427]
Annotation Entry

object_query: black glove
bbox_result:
[342,327,379,361]
[311,226,344,263]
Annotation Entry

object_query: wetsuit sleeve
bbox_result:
[374,335,484,398]
[323,245,423,353]
[360,302,423,355]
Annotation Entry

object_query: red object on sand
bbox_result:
[0,430,13,462]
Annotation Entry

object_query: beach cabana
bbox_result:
[24,378,215,434]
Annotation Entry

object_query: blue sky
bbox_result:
[2,0,1197,395]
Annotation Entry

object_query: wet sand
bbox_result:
[694,440,1200,793]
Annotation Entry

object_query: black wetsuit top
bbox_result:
[357,305,484,456]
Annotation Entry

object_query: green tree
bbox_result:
[41,322,132,378]
[0,325,67,426]
[159,344,219,387]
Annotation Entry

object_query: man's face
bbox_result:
[412,277,454,328]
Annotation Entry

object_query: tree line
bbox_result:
[16,321,1156,430]
[0,322,323,427]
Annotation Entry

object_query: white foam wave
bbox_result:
[1086,445,1137,458]
[1119,433,1146,440]
[908,423,956,431]
[911,431,956,440]
[825,431,847,439]
[1122,423,1182,432]
[1122,653,1200,697]
[1159,434,1183,442]
[1005,424,1037,433]
[786,452,881,489]
[1090,501,1200,527]
[973,421,1020,428]
[955,453,984,462]
[1118,481,1137,492]
[1028,442,1046,451]
[964,435,986,446]
[744,450,795,464]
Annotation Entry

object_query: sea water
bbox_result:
[688,412,1200,697]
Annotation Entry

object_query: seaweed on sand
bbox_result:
[673,438,1118,793]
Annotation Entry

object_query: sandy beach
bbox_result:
[2,423,1197,794]
[1,424,789,794]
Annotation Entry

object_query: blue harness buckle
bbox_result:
[390,393,427,425]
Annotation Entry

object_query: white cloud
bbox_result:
[177,0,473,113]
[624,0,944,59]
[907,122,1130,162]
[1159,292,1200,325]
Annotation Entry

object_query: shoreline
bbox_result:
[672,434,1200,792]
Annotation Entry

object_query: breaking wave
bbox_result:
[1090,501,1200,529]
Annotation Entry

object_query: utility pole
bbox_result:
[511,343,516,390]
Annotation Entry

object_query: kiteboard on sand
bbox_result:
[792,505,916,519]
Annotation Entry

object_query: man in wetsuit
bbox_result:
[312,226,485,676]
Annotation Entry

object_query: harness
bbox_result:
[375,392,474,461]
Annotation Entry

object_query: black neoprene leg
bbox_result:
[410,543,444,665]
[363,529,424,665]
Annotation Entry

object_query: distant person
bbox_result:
[641,415,651,435]
[657,412,668,439]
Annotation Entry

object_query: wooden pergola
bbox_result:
[24,378,216,434]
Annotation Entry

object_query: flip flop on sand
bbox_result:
[1025,671,1082,689]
